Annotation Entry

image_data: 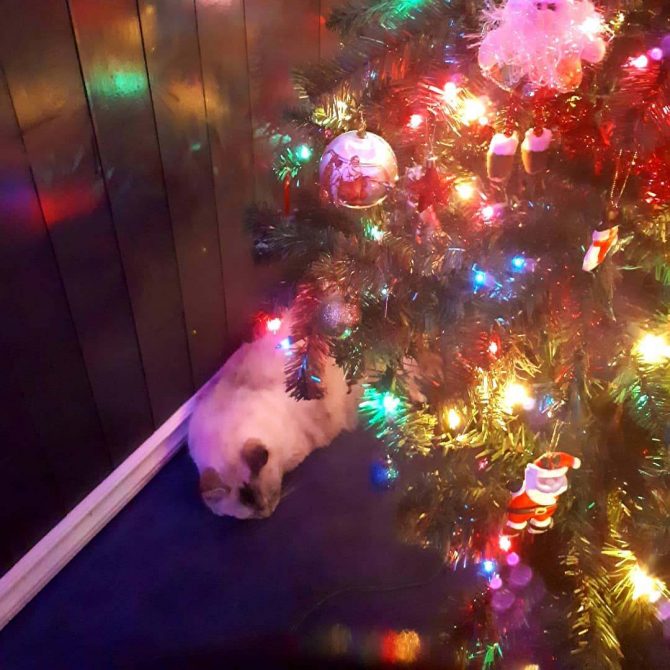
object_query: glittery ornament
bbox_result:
[319,130,398,209]
[478,0,607,93]
[320,293,361,335]
[370,456,399,490]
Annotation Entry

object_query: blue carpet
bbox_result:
[0,431,477,669]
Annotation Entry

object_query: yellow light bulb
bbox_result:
[580,16,603,37]
[445,408,462,431]
[459,97,487,125]
[442,81,459,103]
[455,180,477,201]
[635,333,670,365]
[629,564,664,603]
[502,382,535,413]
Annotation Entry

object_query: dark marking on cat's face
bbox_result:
[199,467,231,503]
[239,483,260,509]
[241,439,269,477]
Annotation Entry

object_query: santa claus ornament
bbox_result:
[478,0,607,93]
[319,130,398,209]
[506,451,581,534]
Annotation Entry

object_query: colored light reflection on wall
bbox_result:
[92,68,147,99]
[381,629,421,664]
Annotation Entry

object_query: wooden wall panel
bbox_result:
[0,69,110,512]
[138,0,227,388]
[68,0,193,423]
[0,0,154,464]
[244,0,321,203]
[0,0,326,576]
[0,328,63,573]
[195,0,258,346]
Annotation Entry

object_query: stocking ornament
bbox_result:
[506,451,581,534]
[583,153,634,272]
[582,220,619,272]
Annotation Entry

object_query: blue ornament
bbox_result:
[370,457,399,490]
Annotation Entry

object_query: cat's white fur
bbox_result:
[188,316,360,519]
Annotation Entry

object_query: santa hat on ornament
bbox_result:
[532,452,581,477]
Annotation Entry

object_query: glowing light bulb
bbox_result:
[481,205,495,221]
[382,392,401,415]
[442,81,459,103]
[488,340,499,356]
[473,270,488,287]
[445,408,462,431]
[459,97,487,125]
[630,564,664,603]
[455,180,477,201]
[408,113,424,129]
[502,382,535,413]
[498,535,512,552]
[266,317,282,334]
[511,255,526,271]
[489,575,503,590]
[279,337,291,351]
[631,54,649,69]
[650,47,664,62]
[580,16,603,37]
[635,333,670,365]
[368,225,384,241]
[481,559,497,575]
[296,144,312,161]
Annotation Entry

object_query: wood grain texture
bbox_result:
[138,0,227,387]
[195,0,259,346]
[0,0,326,577]
[0,69,110,511]
[0,330,63,574]
[0,0,153,464]
[244,0,321,203]
[68,0,194,422]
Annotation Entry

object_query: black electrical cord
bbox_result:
[291,561,447,632]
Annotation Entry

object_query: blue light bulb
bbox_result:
[474,270,487,286]
[481,559,496,575]
[511,256,526,271]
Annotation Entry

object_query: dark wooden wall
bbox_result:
[0,0,341,575]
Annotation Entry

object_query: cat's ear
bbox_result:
[242,439,269,476]
[199,467,231,502]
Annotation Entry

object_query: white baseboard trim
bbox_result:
[0,394,197,631]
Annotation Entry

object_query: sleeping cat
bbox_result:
[188,317,360,519]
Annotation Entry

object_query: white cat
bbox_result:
[188,316,360,519]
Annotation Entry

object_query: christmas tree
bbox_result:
[248,1,670,666]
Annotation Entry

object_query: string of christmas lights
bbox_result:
[249,1,670,666]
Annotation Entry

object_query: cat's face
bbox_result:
[198,439,282,519]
